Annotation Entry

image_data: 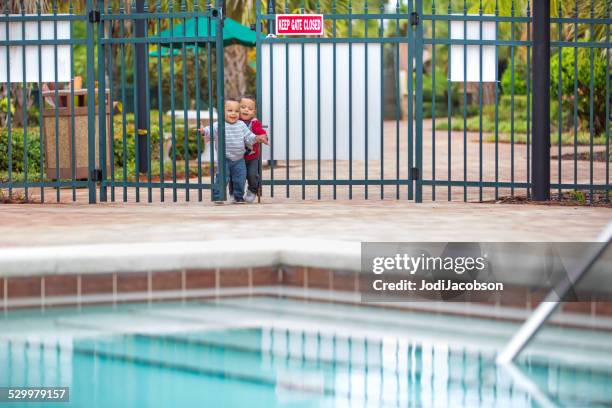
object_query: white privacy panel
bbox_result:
[261,43,382,161]
[450,15,497,82]
[0,15,71,83]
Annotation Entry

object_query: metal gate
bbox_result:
[95,1,226,203]
[256,0,611,203]
[0,0,225,204]
[255,0,417,201]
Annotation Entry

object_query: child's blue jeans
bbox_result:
[212,158,246,201]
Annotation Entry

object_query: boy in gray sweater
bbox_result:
[200,99,268,203]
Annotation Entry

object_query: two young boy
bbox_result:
[200,96,268,204]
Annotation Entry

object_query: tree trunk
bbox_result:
[11,85,33,127]
[223,44,248,99]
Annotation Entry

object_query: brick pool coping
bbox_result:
[1,238,611,329]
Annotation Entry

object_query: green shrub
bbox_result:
[501,59,528,95]
[421,66,461,119]
[112,119,204,168]
[550,47,609,136]
[0,97,15,115]
[422,66,456,102]
[0,128,42,174]
[113,124,161,168]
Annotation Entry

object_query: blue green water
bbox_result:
[1,298,612,407]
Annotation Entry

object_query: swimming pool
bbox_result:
[2,296,612,407]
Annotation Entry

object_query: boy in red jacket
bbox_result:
[237,95,266,203]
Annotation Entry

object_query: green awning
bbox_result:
[149,46,186,57]
[155,17,255,49]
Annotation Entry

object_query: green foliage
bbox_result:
[550,46,609,136]
[0,128,42,174]
[112,112,205,169]
[570,190,587,205]
[71,22,89,81]
[420,66,462,119]
[433,94,607,146]
[501,59,528,95]
[147,51,216,114]
[0,97,15,116]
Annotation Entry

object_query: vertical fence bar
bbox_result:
[606,0,610,202]
[446,0,452,201]
[414,0,423,203]
[24,3,31,201]
[461,0,467,202]
[107,2,115,202]
[285,0,290,198]
[120,4,128,202]
[3,3,12,199]
[269,0,275,198]
[494,0,499,200]
[133,2,140,203]
[87,0,97,203]
[181,0,189,202]
[557,0,562,199]
[215,7,226,201]
[348,0,353,200]
[394,0,400,200]
[364,0,369,200]
[170,1,177,202]
[256,0,262,198]
[333,0,337,199]
[301,0,306,200]
[431,0,437,202]
[407,0,414,201]
[532,0,550,201]
[588,1,595,203]
[317,0,321,200]
[37,1,45,203]
[207,0,214,200]
[144,2,152,203]
[97,0,107,203]
[478,0,483,202]
[510,0,515,197]
[572,0,578,191]
[52,0,60,202]
[525,0,531,198]
[157,0,164,202]
[195,0,202,202]
[379,0,384,200]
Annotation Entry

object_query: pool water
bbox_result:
[1,297,612,407]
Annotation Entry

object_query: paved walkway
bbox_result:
[0,200,609,247]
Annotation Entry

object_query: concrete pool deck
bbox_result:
[0,200,609,247]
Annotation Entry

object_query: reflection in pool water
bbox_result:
[1,297,611,407]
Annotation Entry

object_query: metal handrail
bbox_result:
[497,222,612,364]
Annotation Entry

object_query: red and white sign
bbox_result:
[275,14,324,36]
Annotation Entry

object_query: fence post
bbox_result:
[135,0,149,174]
[532,0,550,200]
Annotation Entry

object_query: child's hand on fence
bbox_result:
[198,125,210,143]
[256,134,269,145]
